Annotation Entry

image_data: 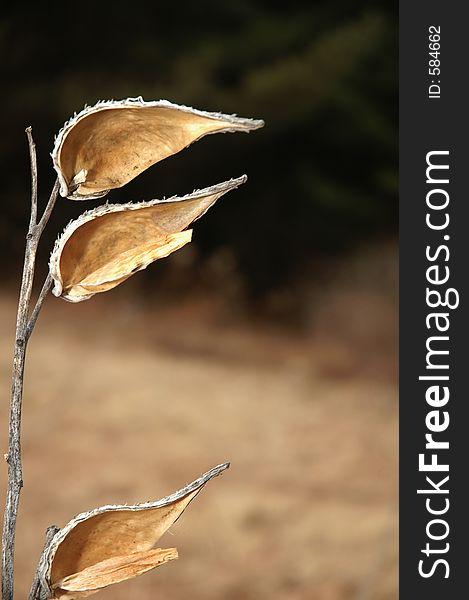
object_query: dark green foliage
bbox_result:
[0,1,396,296]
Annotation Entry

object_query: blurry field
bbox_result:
[0,242,397,600]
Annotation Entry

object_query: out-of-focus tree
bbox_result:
[0,0,396,301]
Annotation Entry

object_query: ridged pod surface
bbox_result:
[37,464,229,599]
[52,97,264,199]
[49,177,247,302]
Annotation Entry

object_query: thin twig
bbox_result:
[25,127,38,229]
[25,274,53,343]
[36,178,60,238]
[28,526,60,600]
[1,128,60,600]
[2,194,38,600]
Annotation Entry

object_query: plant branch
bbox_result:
[25,274,53,343]
[28,526,60,600]
[1,129,60,600]
[36,178,59,238]
[25,127,38,230]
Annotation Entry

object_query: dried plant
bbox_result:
[50,177,246,302]
[1,97,263,600]
[52,98,263,200]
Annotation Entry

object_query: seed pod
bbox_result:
[52,97,264,199]
[49,176,246,302]
[38,463,228,599]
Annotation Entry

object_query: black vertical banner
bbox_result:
[400,3,469,598]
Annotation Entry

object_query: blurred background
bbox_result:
[0,2,397,599]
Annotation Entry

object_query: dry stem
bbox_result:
[27,526,60,600]
[1,129,59,600]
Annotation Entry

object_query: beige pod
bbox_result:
[37,463,229,600]
[49,176,247,302]
[52,97,264,199]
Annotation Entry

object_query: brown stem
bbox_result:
[27,526,60,600]
[1,129,59,600]
[36,179,60,238]
[25,128,38,229]
[25,274,53,343]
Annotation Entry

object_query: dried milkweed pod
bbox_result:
[37,463,228,599]
[52,97,264,199]
[49,176,246,302]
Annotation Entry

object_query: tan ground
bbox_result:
[0,254,397,599]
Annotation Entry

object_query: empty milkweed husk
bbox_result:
[49,176,246,302]
[37,463,229,600]
[52,97,264,199]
